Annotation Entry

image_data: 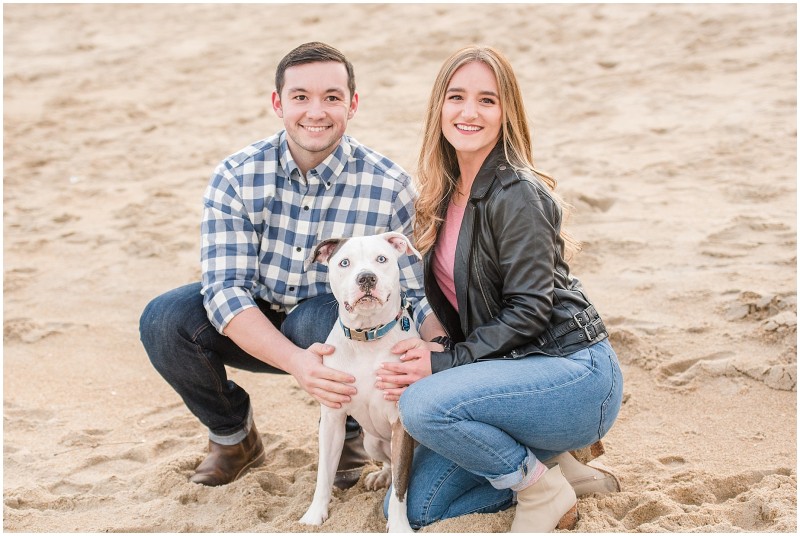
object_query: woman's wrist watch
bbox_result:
[429,335,454,351]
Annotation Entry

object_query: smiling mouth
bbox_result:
[456,124,482,132]
[303,125,331,132]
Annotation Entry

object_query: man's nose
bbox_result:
[306,99,326,119]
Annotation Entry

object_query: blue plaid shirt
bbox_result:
[201,131,430,333]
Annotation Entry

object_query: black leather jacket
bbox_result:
[427,144,608,373]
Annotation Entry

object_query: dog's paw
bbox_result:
[299,506,328,526]
[364,467,392,490]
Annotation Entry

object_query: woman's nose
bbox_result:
[461,101,478,119]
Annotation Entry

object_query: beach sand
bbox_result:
[3,3,796,532]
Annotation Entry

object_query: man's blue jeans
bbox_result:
[384,338,623,528]
[138,283,357,443]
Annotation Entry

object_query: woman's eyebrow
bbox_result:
[446,87,499,97]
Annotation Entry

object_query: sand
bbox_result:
[3,3,796,533]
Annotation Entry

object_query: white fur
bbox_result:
[299,232,419,533]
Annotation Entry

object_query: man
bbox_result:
[139,42,435,488]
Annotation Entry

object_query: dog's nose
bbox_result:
[357,271,377,290]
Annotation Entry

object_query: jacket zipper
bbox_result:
[470,200,496,320]
[474,260,495,319]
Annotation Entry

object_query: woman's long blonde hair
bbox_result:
[414,45,578,257]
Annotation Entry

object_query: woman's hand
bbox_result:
[375,338,435,401]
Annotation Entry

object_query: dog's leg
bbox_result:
[363,433,392,490]
[299,408,348,526]
[387,418,415,533]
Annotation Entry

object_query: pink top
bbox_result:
[432,200,467,311]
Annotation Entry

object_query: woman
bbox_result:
[376,46,623,532]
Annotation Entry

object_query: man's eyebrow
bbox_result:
[286,87,347,95]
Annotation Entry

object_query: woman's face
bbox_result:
[441,61,502,163]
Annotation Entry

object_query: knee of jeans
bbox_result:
[139,296,162,349]
[398,382,443,441]
[139,292,195,371]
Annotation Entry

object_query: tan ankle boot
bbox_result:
[544,451,621,496]
[510,464,578,533]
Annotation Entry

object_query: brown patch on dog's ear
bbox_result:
[304,238,348,271]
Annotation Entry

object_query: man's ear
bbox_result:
[347,92,359,120]
[272,91,284,118]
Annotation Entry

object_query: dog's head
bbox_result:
[306,232,421,324]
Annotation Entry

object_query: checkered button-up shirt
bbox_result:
[201,131,430,333]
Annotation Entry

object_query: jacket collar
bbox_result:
[467,141,510,200]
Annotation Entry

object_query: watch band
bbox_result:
[430,335,454,351]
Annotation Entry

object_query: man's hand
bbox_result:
[375,338,435,402]
[287,343,356,409]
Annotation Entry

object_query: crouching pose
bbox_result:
[375,45,624,532]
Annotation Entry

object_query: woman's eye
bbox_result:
[377,255,387,263]
[339,258,350,268]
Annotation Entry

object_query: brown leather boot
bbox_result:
[189,422,265,486]
[334,431,371,489]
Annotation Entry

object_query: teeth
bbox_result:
[305,126,328,132]
[456,124,481,131]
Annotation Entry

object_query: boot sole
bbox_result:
[570,440,605,464]
[557,503,579,530]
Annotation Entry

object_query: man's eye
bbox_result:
[376,255,387,263]
[339,258,350,267]
[294,95,307,101]
[325,96,341,102]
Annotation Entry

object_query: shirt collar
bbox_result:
[279,131,352,189]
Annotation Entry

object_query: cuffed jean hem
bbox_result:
[488,446,538,491]
[209,405,253,445]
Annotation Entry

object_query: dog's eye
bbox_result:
[338,258,350,268]
[376,255,387,263]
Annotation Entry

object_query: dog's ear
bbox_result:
[304,238,346,271]
[383,232,423,261]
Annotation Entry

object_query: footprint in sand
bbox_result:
[700,215,795,259]
[3,317,85,343]
[3,267,37,293]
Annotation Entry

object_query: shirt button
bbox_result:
[289,286,295,292]
[303,206,310,211]
[296,247,301,252]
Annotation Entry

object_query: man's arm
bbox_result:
[223,308,357,409]
[201,161,356,409]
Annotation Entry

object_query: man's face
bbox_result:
[272,61,358,172]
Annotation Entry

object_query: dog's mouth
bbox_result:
[344,292,387,313]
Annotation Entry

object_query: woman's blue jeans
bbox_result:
[138,283,355,444]
[383,338,623,529]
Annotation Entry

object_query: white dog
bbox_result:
[299,231,419,533]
